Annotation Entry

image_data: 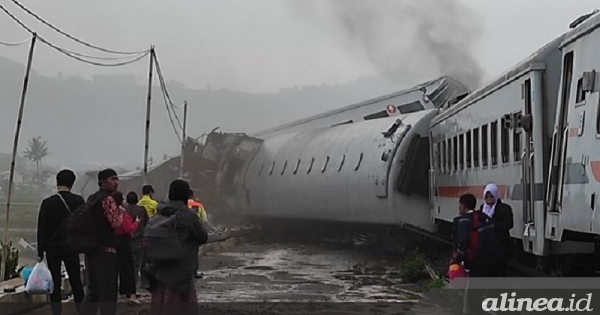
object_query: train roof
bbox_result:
[561,9,600,48]
[431,32,567,126]
[253,76,467,137]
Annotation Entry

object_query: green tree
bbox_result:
[23,136,48,172]
[23,137,49,199]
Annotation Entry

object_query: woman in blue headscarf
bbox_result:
[481,183,514,276]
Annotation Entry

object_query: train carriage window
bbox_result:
[338,155,345,172]
[466,131,472,169]
[576,77,586,103]
[452,137,458,172]
[293,159,301,174]
[307,158,314,174]
[269,161,275,175]
[446,139,451,173]
[491,121,498,166]
[281,160,288,175]
[482,124,489,167]
[473,128,480,168]
[355,153,363,171]
[514,112,522,162]
[501,117,510,163]
[459,134,464,170]
[435,143,441,175]
[441,141,446,174]
[322,156,330,172]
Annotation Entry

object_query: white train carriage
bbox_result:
[430,10,600,273]
[238,110,437,230]
[546,12,600,249]
[429,34,566,257]
[253,76,468,139]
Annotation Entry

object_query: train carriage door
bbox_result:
[374,120,410,198]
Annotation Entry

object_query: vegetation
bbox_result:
[0,241,20,281]
[23,136,50,199]
[400,250,430,283]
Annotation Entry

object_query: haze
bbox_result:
[0,0,597,170]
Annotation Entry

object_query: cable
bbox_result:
[154,53,184,129]
[8,0,148,55]
[0,37,30,46]
[0,3,150,67]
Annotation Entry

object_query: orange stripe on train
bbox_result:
[436,185,508,199]
[591,161,600,182]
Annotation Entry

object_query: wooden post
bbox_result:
[143,46,154,185]
[179,101,188,179]
[1,34,36,280]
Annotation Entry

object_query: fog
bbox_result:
[0,0,598,170]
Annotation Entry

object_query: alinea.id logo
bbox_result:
[482,292,593,312]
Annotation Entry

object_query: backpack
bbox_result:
[467,211,501,264]
[57,193,104,253]
[142,209,187,264]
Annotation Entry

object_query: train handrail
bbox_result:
[545,128,559,212]
[529,151,536,224]
[522,150,530,223]
[556,126,570,211]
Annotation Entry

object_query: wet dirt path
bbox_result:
[196,239,423,304]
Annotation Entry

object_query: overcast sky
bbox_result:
[0,0,598,169]
[1,0,597,93]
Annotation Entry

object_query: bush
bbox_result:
[0,241,20,281]
[401,251,430,283]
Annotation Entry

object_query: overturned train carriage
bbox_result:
[232,110,438,230]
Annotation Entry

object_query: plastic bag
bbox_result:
[25,262,54,295]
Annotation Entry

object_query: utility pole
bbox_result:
[143,46,155,185]
[179,101,188,179]
[2,34,36,280]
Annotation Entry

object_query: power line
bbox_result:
[153,52,184,144]
[8,0,148,55]
[154,53,184,129]
[0,37,31,46]
[0,3,149,67]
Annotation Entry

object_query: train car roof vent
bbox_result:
[382,119,402,138]
[569,9,599,29]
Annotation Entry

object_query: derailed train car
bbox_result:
[196,9,600,275]
[240,110,436,229]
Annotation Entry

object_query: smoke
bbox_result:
[288,0,484,89]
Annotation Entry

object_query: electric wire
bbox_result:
[0,3,149,67]
[8,0,148,55]
[0,36,31,46]
[154,53,185,131]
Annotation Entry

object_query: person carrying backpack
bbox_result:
[77,169,123,315]
[36,170,85,315]
[451,193,503,277]
[145,179,208,315]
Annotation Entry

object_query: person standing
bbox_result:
[78,169,123,315]
[125,191,149,291]
[37,170,85,315]
[148,180,208,315]
[480,183,514,276]
[112,191,141,305]
[188,189,210,279]
[138,185,158,219]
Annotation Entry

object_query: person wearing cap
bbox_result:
[78,169,123,315]
[36,169,85,315]
[148,180,208,315]
[138,185,158,218]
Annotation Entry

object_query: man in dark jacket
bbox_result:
[452,193,503,277]
[481,183,514,276]
[37,170,85,315]
[79,169,123,315]
[148,179,208,315]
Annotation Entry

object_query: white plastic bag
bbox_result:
[25,262,53,295]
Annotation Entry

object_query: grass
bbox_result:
[400,250,430,283]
